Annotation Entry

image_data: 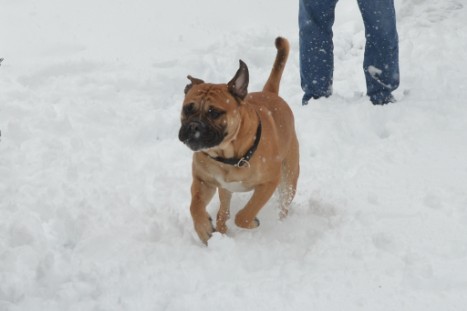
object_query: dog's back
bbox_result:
[258,36,298,219]
[247,36,295,159]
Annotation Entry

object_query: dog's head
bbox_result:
[178,60,249,151]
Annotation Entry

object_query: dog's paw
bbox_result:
[194,216,215,245]
[234,212,260,229]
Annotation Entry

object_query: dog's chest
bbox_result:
[214,174,251,192]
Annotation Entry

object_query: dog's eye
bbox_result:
[207,108,224,119]
[183,103,195,116]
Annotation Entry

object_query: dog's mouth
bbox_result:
[179,121,225,151]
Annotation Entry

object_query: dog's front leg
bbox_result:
[190,178,216,244]
[235,181,278,229]
[216,188,232,234]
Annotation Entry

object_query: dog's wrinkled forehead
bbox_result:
[184,84,237,110]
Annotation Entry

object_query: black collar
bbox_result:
[211,119,262,167]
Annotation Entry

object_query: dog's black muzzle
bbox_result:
[179,121,224,151]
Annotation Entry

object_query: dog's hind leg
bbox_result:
[235,181,279,229]
[278,139,299,219]
[216,188,232,234]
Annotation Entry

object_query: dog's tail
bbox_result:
[263,37,289,95]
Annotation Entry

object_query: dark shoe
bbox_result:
[371,94,396,105]
[302,93,331,106]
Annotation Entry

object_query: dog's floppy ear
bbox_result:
[184,75,204,94]
[228,60,249,101]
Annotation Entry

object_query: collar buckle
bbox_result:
[235,158,251,168]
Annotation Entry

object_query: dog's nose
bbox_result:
[188,121,204,138]
[189,121,200,132]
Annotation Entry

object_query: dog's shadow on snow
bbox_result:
[206,192,342,245]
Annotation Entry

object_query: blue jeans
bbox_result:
[299,0,399,104]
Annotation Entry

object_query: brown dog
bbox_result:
[179,37,299,244]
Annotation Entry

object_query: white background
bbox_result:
[1,0,467,310]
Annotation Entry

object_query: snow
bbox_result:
[1,0,467,310]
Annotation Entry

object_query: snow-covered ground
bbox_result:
[1,0,467,310]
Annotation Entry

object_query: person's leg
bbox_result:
[299,0,339,105]
[357,0,399,104]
